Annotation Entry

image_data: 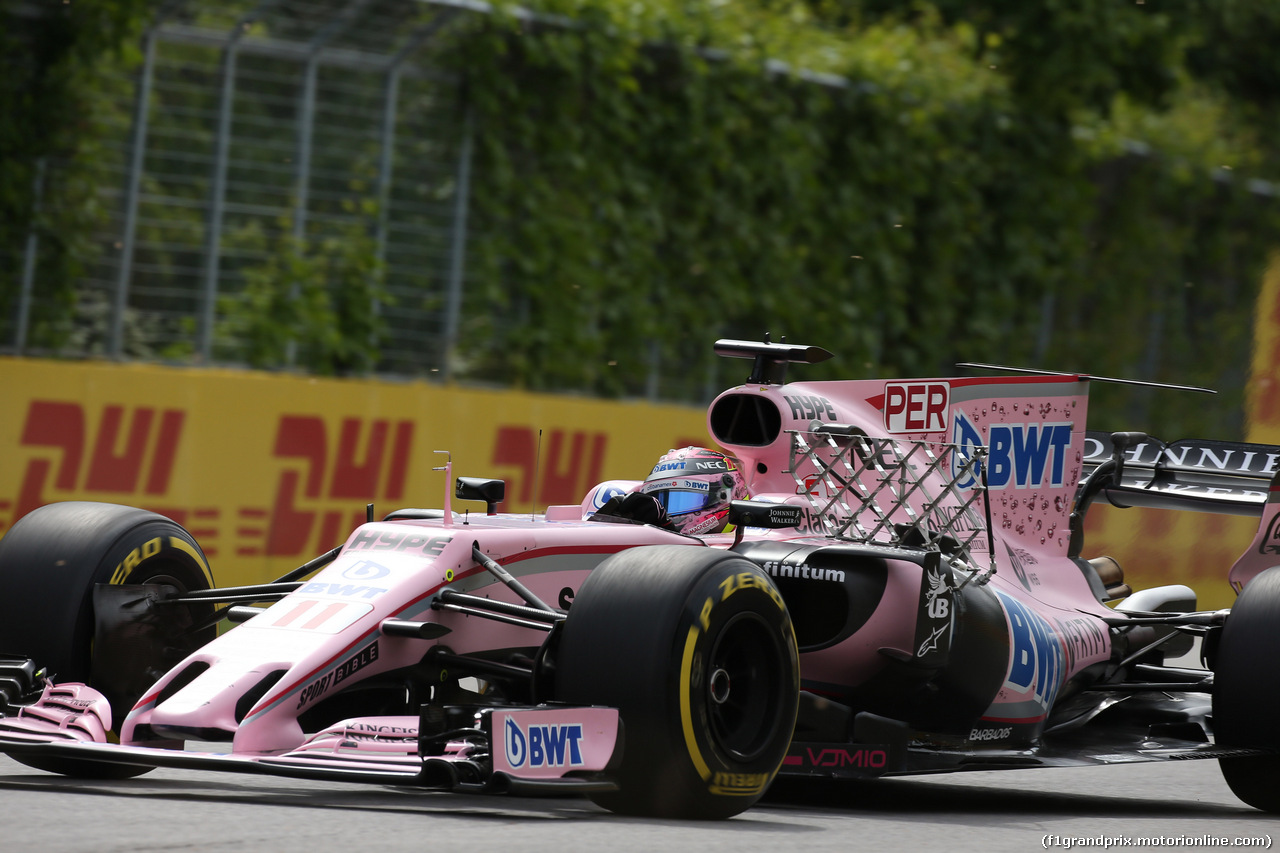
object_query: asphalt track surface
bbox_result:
[1,751,1276,853]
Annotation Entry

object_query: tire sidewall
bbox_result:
[1214,565,1280,748]
[0,502,214,686]
[1212,566,1280,812]
[556,545,799,819]
[670,560,798,804]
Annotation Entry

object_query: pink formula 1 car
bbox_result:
[3,337,1280,819]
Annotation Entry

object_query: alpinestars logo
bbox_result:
[951,412,1072,491]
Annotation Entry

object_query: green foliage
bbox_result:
[445,0,1279,438]
[216,207,391,376]
[4,0,1279,442]
[872,0,1182,118]
[1186,1,1280,132]
[0,0,151,348]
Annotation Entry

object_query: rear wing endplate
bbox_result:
[1080,431,1280,517]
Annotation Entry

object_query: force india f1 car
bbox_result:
[4,338,1280,820]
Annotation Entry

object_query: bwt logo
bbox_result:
[884,382,949,433]
[951,412,1072,490]
[590,484,628,509]
[996,591,1064,710]
[503,717,584,769]
[341,560,391,581]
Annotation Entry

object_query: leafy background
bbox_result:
[4,0,1280,440]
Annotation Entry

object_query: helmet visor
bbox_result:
[655,489,713,516]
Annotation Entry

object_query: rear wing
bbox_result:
[1079,431,1280,517]
[1079,432,1280,592]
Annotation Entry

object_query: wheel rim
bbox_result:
[705,611,790,762]
[93,567,213,715]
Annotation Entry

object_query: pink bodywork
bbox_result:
[702,375,1114,734]
[1228,478,1280,592]
[109,372,1119,755]
[7,370,1152,770]
[0,683,112,744]
[121,522,677,760]
[491,707,621,779]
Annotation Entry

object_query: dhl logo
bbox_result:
[8,401,186,525]
[5,402,618,578]
[263,415,416,557]
[270,422,613,554]
[490,426,608,509]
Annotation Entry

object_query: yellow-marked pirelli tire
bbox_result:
[1214,566,1280,813]
[0,502,215,767]
[555,545,799,820]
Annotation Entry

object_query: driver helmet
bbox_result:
[637,446,749,535]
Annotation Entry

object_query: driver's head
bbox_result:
[637,447,748,535]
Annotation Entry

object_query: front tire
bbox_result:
[1214,566,1280,812]
[555,545,799,819]
[0,502,215,733]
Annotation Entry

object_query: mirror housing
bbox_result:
[727,500,803,529]
[456,477,506,515]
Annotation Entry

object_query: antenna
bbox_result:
[433,451,453,526]
[957,363,1216,395]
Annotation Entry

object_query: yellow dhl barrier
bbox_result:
[0,358,708,587]
[6,256,1280,613]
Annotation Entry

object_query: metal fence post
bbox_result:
[198,32,243,362]
[374,69,400,270]
[370,64,401,365]
[442,105,474,381]
[374,10,458,374]
[198,4,282,362]
[375,10,456,262]
[375,9,459,268]
[292,0,375,244]
[14,158,46,354]
[109,24,161,358]
[286,0,375,366]
[291,58,319,249]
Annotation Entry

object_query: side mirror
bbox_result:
[727,500,804,530]
[727,500,803,546]
[456,477,506,515]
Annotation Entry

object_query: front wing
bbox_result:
[0,683,620,795]
[3,683,1273,796]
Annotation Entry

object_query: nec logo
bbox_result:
[503,717,584,769]
[884,382,949,433]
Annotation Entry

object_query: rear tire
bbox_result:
[1214,566,1280,812]
[555,545,799,819]
[0,502,215,776]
